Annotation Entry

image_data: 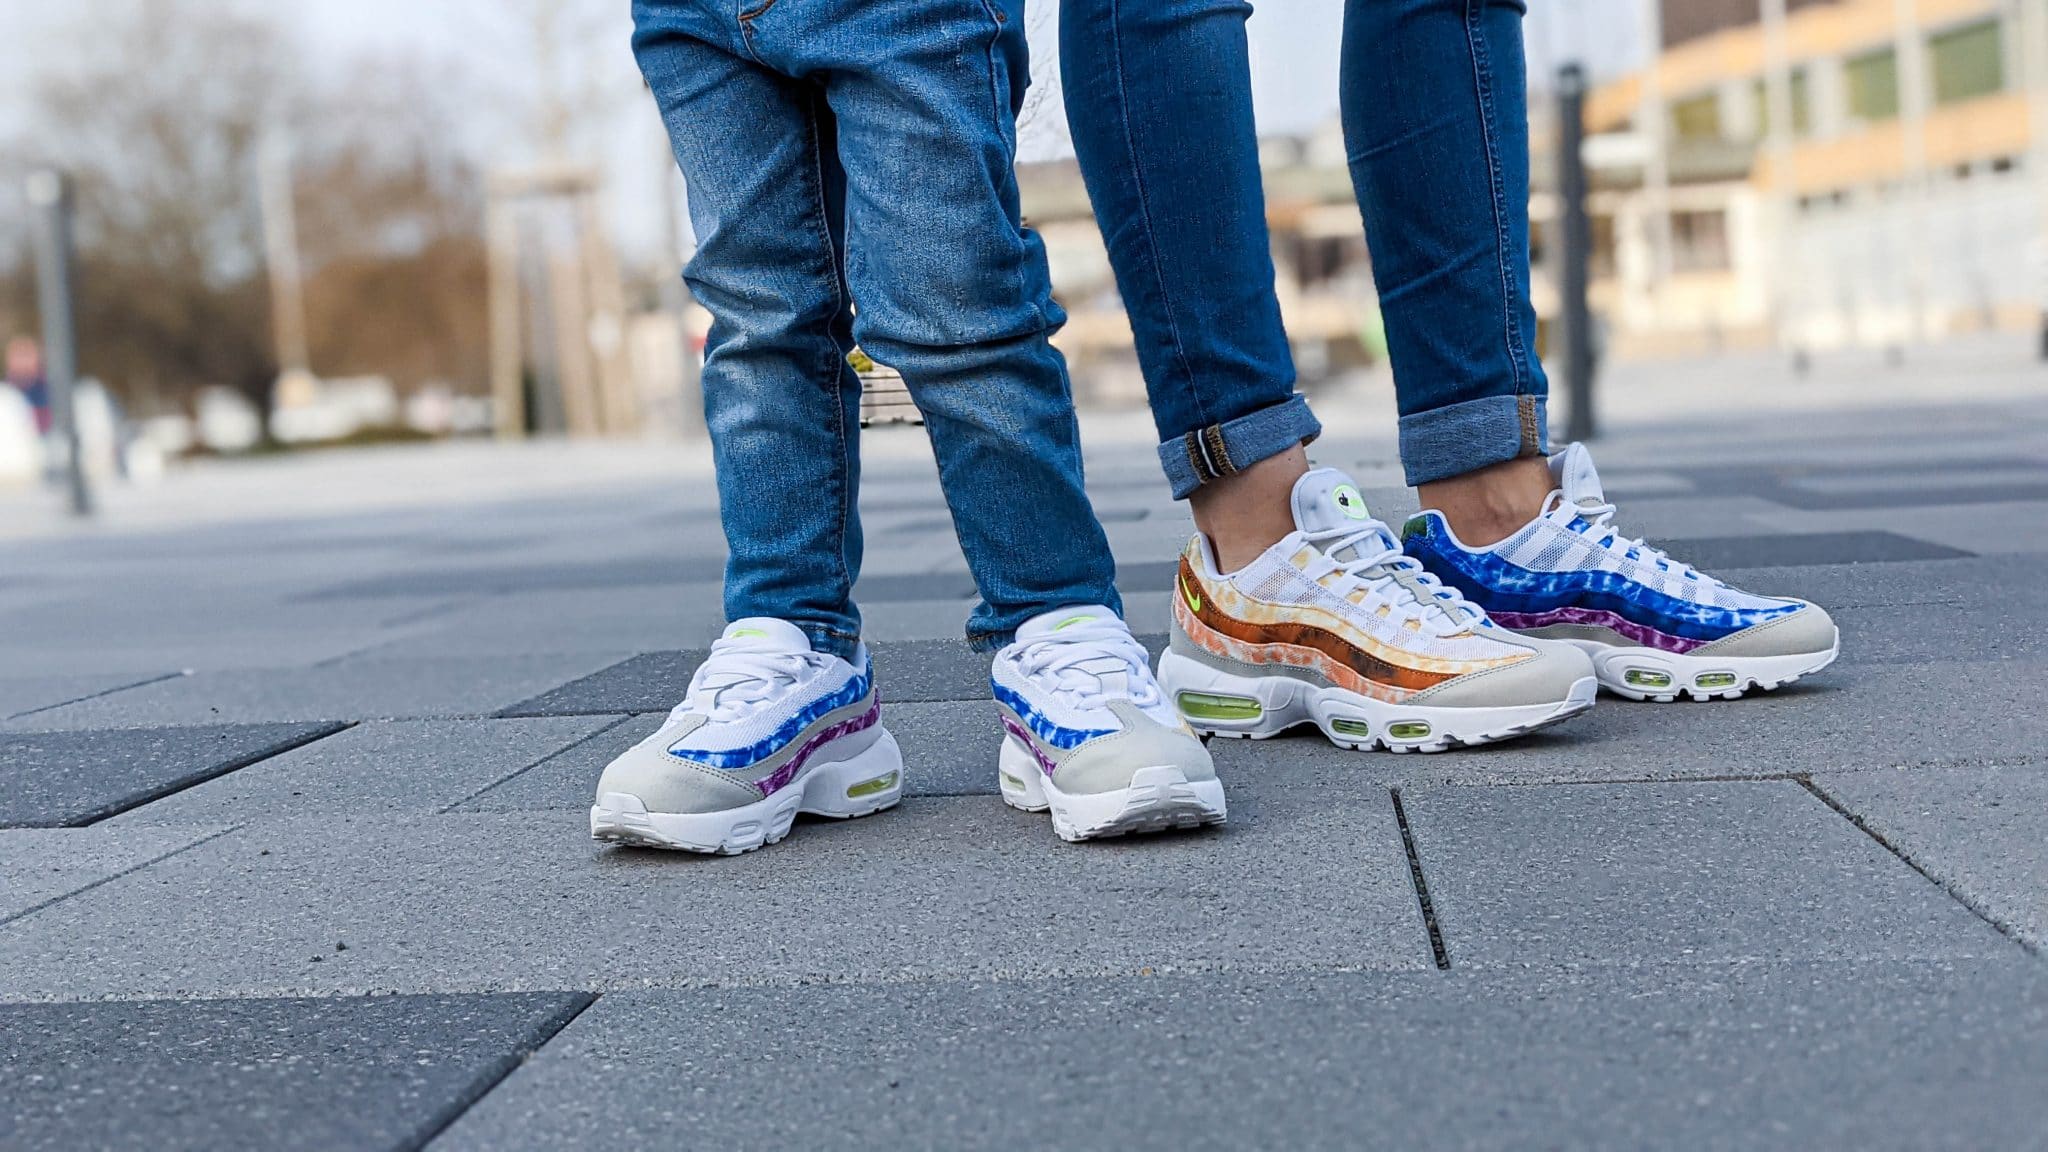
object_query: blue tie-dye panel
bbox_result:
[991,682,1116,751]
[1404,515,1800,643]
[668,658,872,770]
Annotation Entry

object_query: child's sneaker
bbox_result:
[1403,443,1839,701]
[590,619,902,854]
[1159,469,1597,752]
[993,607,1227,842]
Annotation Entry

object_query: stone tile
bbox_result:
[1812,764,2048,948]
[2,992,590,1152]
[1201,660,2048,788]
[1638,530,1970,568]
[440,960,2048,1152]
[0,723,346,829]
[0,825,229,922]
[1402,780,2012,968]
[454,715,660,812]
[301,555,728,599]
[9,654,626,730]
[108,717,624,825]
[0,795,1428,999]
[0,672,184,721]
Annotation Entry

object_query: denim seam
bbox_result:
[972,0,1034,320]
[1462,0,1531,397]
[737,0,776,64]
[1106,0,1210,427]
[799,85,859,608]
[1201,424,1237,476]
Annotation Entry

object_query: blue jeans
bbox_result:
[1063,0,1549,489]
[634,0,1120,659]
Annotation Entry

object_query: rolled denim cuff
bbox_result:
[1155,395,1322,501]
[1399,394,1548,487]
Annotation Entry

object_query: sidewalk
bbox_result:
[3,366,2047,1149]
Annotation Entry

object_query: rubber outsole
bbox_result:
[1158,650,1596,754]
[998,739,1226,843]
[590,729,904,855]
[1563,633,1841,702]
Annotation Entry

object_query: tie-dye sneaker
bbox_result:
[993,606,1226,842]
[1159,469,1597,753]
[590,619,903,854]
[1403,443,1839,702]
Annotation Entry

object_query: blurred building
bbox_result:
[1577,0,2048,356]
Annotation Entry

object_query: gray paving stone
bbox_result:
[438,960,2048,1152]
[0,825,229,922]
[302,554,728,599]
[1711,553,2035,609]
[0,672,184,721]
[499,635,1170,715]
[1812,764,2048,948]
[0,723,346,829]
[1,992,590,1152]
[108,717,624,824]
[1639,529,1971,567]
[0,795,1427,999]
[1402,780,2012,968]
[8,654,626,730]
[456,715,659,811]
[1202,659,2048,788]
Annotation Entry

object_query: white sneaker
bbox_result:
[992,606,1226,842]
[590,619,903,854]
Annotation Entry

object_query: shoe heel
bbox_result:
[997,738,1049,812]
[799,728,904,819]
[1157,650,1297,739]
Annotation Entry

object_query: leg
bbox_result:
[634,12,864,658]
[1061,0,1318,568]
[1342,0,1553,540]
[799,0,1121,650]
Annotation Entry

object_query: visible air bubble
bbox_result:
[1695,672,1739,689]
[999,771,1029,793]
[1177,692,1263,722]
[1330,719,1372,738]
[1387,721,1431,741]
[1624,669,1673,689]
[845,771,898,799]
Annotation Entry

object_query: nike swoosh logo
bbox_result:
[1179,574,1203,614]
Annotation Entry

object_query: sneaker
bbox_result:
[590,618,903,854]
[1402,443,1840,702]
[1158,469,1597,752]
[992,606,1226,842]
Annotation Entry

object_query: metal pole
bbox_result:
[26,171,91,517]
[1558,64,1597,443]
[1637,0,1675,325]
[1760,0,1799,357]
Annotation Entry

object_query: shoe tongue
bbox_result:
[1551,442,1605,509]
[718,617,812,653]
[1290,468,1392,564]
[1014,604,1120,644]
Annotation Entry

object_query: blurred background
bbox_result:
[1,0,2043,515]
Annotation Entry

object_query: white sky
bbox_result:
[0,0,1643,261]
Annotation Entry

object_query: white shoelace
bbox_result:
[1550,493,1716,586]
[674,639,828,724]
[1302,521,1486,637]
[1011,622,1162,711]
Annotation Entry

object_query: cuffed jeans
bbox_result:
[635,0,1120,658]
[1063,0,1549,490]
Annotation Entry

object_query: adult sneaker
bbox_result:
[1160,470,1596,753]
[1402,443,1839,701]
[590,618,903,854]
[992,606,1226,842]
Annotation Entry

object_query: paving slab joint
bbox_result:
[408,991,600,1151]
[1390,788,1452,970]
[1797,776,2040,959]
[0,823,242,929]
[438,715,638,813]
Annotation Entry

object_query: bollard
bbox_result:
[1556,64,1597,444]
[26,171,91,517]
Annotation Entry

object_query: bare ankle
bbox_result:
[1417,455,1554,548]
[1188,445,1309,572]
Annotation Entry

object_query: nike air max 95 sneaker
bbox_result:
[1159,469,1597,752]
[1403,443,1839,701]
[590,618,903,853]
[993,606,1227,842]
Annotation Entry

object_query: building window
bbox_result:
[1930,19,2004,105]
[1846,47,1900,121]
[1671,209,1731,273]
[1752,68,1813,137]
[1670,93,1722,141]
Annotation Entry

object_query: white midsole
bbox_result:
[590,728,903,852]
[1157,649,1595,748]
[1562,635,1840,698]
[997,738,1226,840]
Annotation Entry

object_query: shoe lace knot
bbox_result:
[1014,624,1162,710]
